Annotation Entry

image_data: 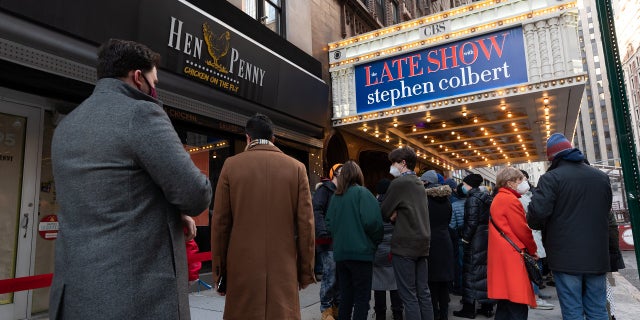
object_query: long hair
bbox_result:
[335,160,364,195]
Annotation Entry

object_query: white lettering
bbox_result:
[228,48,267,86]
[229,48,239,74]
[168,17,183,49]
[184,33,193,55]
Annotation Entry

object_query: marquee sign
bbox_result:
[354,26,528,113]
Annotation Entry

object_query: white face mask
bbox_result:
[516,180,530,194]
[389,165,401,177]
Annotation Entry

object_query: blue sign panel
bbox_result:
[354,26,528,113]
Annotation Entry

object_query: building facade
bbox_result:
[0,0,331,318]
[328,0,586,188]
[615,0,640,159]
[573,0,621,166]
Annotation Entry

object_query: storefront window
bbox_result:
[173,123,235,272]
[0,112,26,306]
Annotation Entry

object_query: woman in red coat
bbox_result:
[488,167,538,319]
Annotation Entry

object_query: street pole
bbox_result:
[595,0,640,274]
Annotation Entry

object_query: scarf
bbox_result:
[245,139,274,151]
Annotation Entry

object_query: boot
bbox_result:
[321,308,335,320]
[440,305,449,320]
[452,303,476,319]
[476,304,494,317]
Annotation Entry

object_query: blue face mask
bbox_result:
[461,185,469,195]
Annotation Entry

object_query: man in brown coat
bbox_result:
[212,114,316,319]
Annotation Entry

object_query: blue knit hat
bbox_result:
[546,133,573,160]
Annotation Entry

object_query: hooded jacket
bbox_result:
[426,184,454,282]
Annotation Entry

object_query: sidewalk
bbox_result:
[190,268,640,320]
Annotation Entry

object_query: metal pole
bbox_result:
[595,0,640,275]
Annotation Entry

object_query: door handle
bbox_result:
[22,213,29,238]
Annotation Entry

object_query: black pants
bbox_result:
[337,260,373,320]
[449,228,462,293]
[374,290,403,315]
[495,300,528,320]
[428,281,450,317]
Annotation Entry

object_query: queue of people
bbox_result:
[50,39,618,320]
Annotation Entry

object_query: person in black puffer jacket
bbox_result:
[453,174,494,319]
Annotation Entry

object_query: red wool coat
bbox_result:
[487,188,537,307]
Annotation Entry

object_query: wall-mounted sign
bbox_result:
[38,215,59,240]
[354,26,528,113]
[137,0,328,129]
[139,1,277,104]
[419,20,450,38]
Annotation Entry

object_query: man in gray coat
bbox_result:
[50,39,212,319]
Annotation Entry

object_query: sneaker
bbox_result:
[534,299,554,310]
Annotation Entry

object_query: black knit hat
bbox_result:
[462,174,483,189]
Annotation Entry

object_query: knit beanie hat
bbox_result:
[420,170,439,185]
[462,174,483,189]
[437,173,445,184]
[546,133,573,160]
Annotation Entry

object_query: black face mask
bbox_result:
[142,74,157,99]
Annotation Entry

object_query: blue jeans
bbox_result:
[336,260,373,320]
[554,271,608,320]
[319,251,339,312]
[392,255,434,320]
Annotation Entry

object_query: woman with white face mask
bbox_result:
[487,167,538,320]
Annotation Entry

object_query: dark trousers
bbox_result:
[495,300,528,320]
[374,290,403,315]
[428,281,450,317]
[337,260,373,320]
[392,255,434,320]
[448,228,462,294]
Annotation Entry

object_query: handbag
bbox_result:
[490,218,543,287]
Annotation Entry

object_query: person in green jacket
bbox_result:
[326,160,384,320]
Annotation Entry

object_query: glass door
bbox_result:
[0,100,41,320]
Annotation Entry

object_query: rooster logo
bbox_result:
[203,22,231,73]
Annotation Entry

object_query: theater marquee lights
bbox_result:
[328,0,586,170]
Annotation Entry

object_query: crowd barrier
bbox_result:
[0,251,213,295]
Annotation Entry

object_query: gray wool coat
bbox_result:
[50,78,212,319]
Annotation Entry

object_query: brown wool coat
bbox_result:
[211,144,316,320]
